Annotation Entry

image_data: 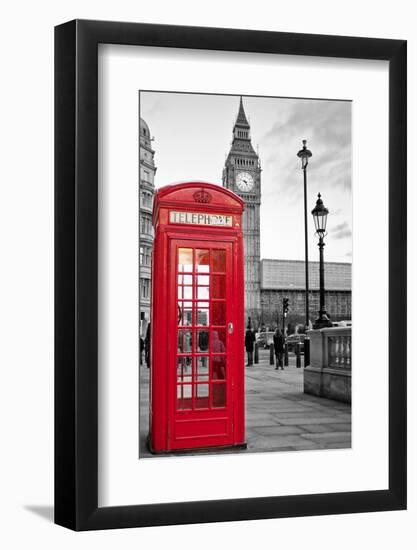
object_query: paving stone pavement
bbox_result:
[139,349,351,457]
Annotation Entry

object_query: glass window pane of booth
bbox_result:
[196,306,209,326]
[211,302,226,326]
[178,248,193,272]
[196,356,209,380]
[211,249,226,272]
[178,330,193,352]
[195,249,210,272]
[212,383,226,408]
[177,385,192,410]
[177,356,192,382]
[196,330,209,352]
[195,384,209,409]
[212,355,226,380]
[211,274,226,298]
[211,329,226,353]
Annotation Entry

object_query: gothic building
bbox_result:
[139,117,157,338]
[223,97,262,326]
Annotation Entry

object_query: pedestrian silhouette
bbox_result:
[273,328,284,370]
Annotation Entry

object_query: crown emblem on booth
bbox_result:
[193,189,212,204]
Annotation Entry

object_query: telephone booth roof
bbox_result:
[152,181,245,225]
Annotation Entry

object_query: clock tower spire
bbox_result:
[223,97,261,327]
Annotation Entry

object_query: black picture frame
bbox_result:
[55,19,407,531]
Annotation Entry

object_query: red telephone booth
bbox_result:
[149,181,245,452]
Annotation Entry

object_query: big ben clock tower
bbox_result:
[223,97,261,327]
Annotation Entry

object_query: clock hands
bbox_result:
[237,173,253,191]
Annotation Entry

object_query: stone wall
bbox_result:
[260,289,351,329]
[303,327,351,403]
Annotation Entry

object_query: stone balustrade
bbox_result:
[304,327,352,403]
[327,329,351,370]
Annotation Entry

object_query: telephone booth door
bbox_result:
[171,240,234,450]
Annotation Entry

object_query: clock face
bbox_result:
[236,171,254,192]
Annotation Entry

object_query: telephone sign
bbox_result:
[169,211,233,227]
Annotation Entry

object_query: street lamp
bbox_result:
[311,193,333,329]
[297,139,312,365]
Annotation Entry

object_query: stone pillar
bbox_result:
[303,329,324,396]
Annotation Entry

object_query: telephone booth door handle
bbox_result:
[228,322,234,334]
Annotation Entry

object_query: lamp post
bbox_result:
[311,193,333,329]
[297,139,312,365]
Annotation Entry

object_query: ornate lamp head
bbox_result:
[311,193,329,235]
[297,139,312,169]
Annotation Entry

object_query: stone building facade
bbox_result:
[260,259,352,330]
[223,97,261,326]
[139,118,156,338]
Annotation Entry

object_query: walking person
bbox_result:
[144,323,151,369]
[273,327,284,370]
[245,325,255,366]
[140,337,144,366]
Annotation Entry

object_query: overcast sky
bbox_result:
[140,91,352,263]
